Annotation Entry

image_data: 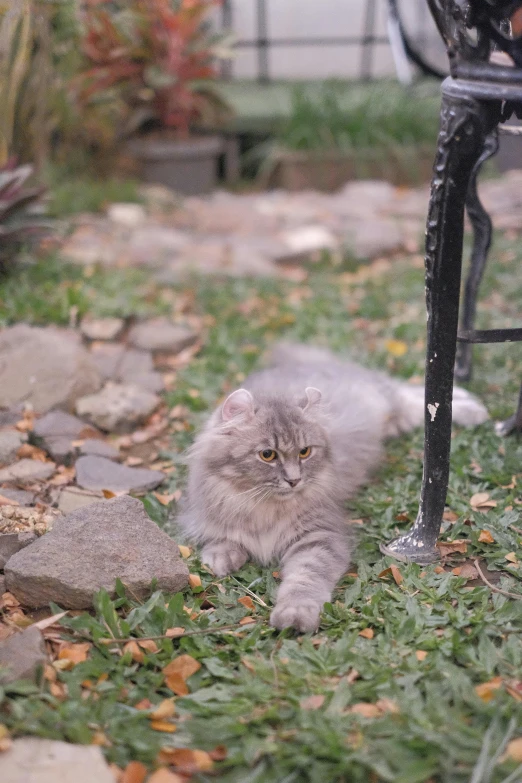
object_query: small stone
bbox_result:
[0,739,115,783]
[107,202,146,226]
[0,626,46,683]
[57,487,104,515]
[0,430,25,466]
[128,318,198,354]
[0,531,37,569]
[0,488,35,505]
[80,317,125,342]
[76,383,160,433]
[0,325,101,414]
[5,495,189,608]
[33,411,94,439]
[0,459,55,484]
[280,225,338,258]
[345,219,403,260]
[90,343,126,381]
[75,455,163,494]
[79,439,120,461]
[119,371,164,394]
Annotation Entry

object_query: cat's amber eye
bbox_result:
[259,449,277,462]
[299,446,312,459]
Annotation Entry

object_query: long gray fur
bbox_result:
[178,342,488,632]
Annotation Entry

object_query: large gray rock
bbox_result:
[0,459,55,484]
[75,455,163,493]
[0,430,25,466]
[0,626,46,683]
[78,439,120,460]
[90,343,125,381]
[0,325,101,414]
[5,496,189,608]
[128,318,198,353]
[75,383,160,432]
[0,739,115,783]
[0,531,37,569]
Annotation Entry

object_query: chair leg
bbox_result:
[455,130,499,382]
[495,383,522,436]
[380,90,500,564]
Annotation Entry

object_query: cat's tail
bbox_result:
[390,381,489,435]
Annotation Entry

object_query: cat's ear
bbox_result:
[299,387,322,411]
[221,389,255,421]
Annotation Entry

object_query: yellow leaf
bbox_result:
[437,540,468,556]
[238,596,255,611]
[188,574,202,589]
[178,545,191,558]
[385,339,408,357]
[505,552,519,564]
[91,731,110,747]
[471,493,497,510]
[378,565,403,585]
[416,650,428,661]
[505,737,522,763]
[150,720,177,733]
[149,699,176,721]
[239,616,256,625]
[162,748,214,772]
[299,694,325,710]
[478,530,495,544]
[475,677,503,702]
[153,493,177,506]
[165,673,188,695]
[359,628,374,639]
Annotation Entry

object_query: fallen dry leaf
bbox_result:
[300,694,325,710]
[359,628,374,639]
[165,627,185,638]
[57,643,91,667]
[17,443,48,462]
[109,763,124,782]
[209,745,228,761]
[478,530,495,544]
[239,616,256,626]
[470,492,497,511]
[378,564,403,585]
[0,494,19,507]
[475,677,503,702]
[501,476,517,490]
[149,699,176,721]
[375,698,399,714]
[506,680,522,702]
[147,769,184,783]
[91,731,110,747]
[137,639,159,654]
[153,492,177,506]
[0,724,12,753]
[416,650,428,661]
[349,702,381,718]
[433,566,445,574]
[160,748,214,773]
[443,510,459,522]
[32,611,68,631]
[238,596,255,611]
[121,761,147,783]
[437,540,468,557]
[134,698,152,710]
[505,737,522,763]
[123,641,144,664]
[241,658,255,673]
[163,654,201,680]
[456,563,479,580]
[346,668,360,684]
[178,545,191,558]
[385,339,408,357]
[150,720,177,733]
[505,552,519,564]
[188,574,202,589]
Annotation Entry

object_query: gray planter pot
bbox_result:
[127,135,223,195]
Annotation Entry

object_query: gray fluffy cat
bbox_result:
[178,343,487,632]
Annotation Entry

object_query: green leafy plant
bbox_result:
[76,0,232,141]
[0,160,48,274]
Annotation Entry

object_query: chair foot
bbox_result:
[379,537,439,564]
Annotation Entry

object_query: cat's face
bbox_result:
[200,388,334,502]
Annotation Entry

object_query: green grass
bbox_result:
[2,232,522,782]
[45,163,142,217]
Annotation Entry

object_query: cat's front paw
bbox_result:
[201,544,248,577]
[270,600,321,633]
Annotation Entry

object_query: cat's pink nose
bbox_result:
[285,477,301,488]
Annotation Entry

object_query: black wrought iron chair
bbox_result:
[380,0,522,564]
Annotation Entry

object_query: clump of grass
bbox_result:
[278,80,440,152]
[46,163,142,217]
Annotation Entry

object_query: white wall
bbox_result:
[223,0,445,80]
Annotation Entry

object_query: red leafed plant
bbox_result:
[77,0,231,139]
